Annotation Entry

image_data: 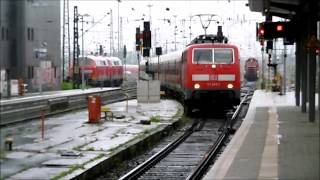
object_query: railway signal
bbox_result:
[143,21,151,49]
[257,21,295,40]
[135,27,141,51]
[256,22,265,46]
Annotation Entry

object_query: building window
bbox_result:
[31,28,34,41]
[28,66,34,79]
[6,28,9,40]
[54,66,57,78]
[28,66,31,79]
[32,66,34,78]
[1,27,4,40]
[27,28,31,40]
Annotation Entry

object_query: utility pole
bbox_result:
[189,15,192,42]
[108,9,113,56]
[283,45,287,95]
[62,0,66,81]
[120,17,123,53]
[81,16,84,57]
[147,4,152,23]
[73,6,79,89]
[62,0,70,81]
[147,4,153,54]
[261,46,265,89]
[173,15,177,51]
[117,0,121,56]
[181,19,186,46]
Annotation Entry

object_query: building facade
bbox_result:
[0,0,61,93]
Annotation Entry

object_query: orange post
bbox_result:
[18,78,25,96]
[87,95,101,123]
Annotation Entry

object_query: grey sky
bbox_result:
[68,0,265,59]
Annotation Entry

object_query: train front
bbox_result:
[244,58,259,81]
[184,43,241,109]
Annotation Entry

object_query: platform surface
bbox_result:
[0,94,183,179]
[203,90,319,180]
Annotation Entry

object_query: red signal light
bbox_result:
[259,29,265,35]
[276,24,283,31]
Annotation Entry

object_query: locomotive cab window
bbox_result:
[213,49,233,64]
[96,60,106,66]
[80,59,95,66]
[193,49,213,64]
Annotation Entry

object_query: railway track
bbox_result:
[0,81,137,126]
[117,91,252,180]
[119,119,224,180]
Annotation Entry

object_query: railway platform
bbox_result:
[0,87,119,102]
[203,90,319,180]
[0,89,183,179]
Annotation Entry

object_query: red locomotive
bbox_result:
[244,57,259,82]
[79,55,123,86]
[142,34,241,113]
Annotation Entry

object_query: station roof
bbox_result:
[248,0,320,19]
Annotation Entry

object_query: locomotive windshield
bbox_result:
[79,58,95,66]
[193,49,213,64]
[96,60,106,66]
[193,48,234,64]
[213,49,233,64]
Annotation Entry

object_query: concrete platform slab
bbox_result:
[0,99,184,179]
[203,90,319,180]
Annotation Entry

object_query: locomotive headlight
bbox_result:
[227,83,233,89]
[211,64,216,69]
[194,83,200,89]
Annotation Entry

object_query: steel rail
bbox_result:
[119,120,200,180]
[186,92,251,180]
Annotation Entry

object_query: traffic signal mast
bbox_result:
[257,21,295,40]
[135,21,152,79]
[256,21,295,92]
[135,22,152,57]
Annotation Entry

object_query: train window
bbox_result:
[80,59,95,66]
[213,49,233,64]
[96,60,106,66]
[193,49,213,64]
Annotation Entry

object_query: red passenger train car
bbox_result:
[79,55,123,86]
[142,34,241,113]
[244,57,259,82]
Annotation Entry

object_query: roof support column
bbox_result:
[318,22,320,117]
[300,15,308,113]
[295,33,301,106]
[306,1,318,122]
